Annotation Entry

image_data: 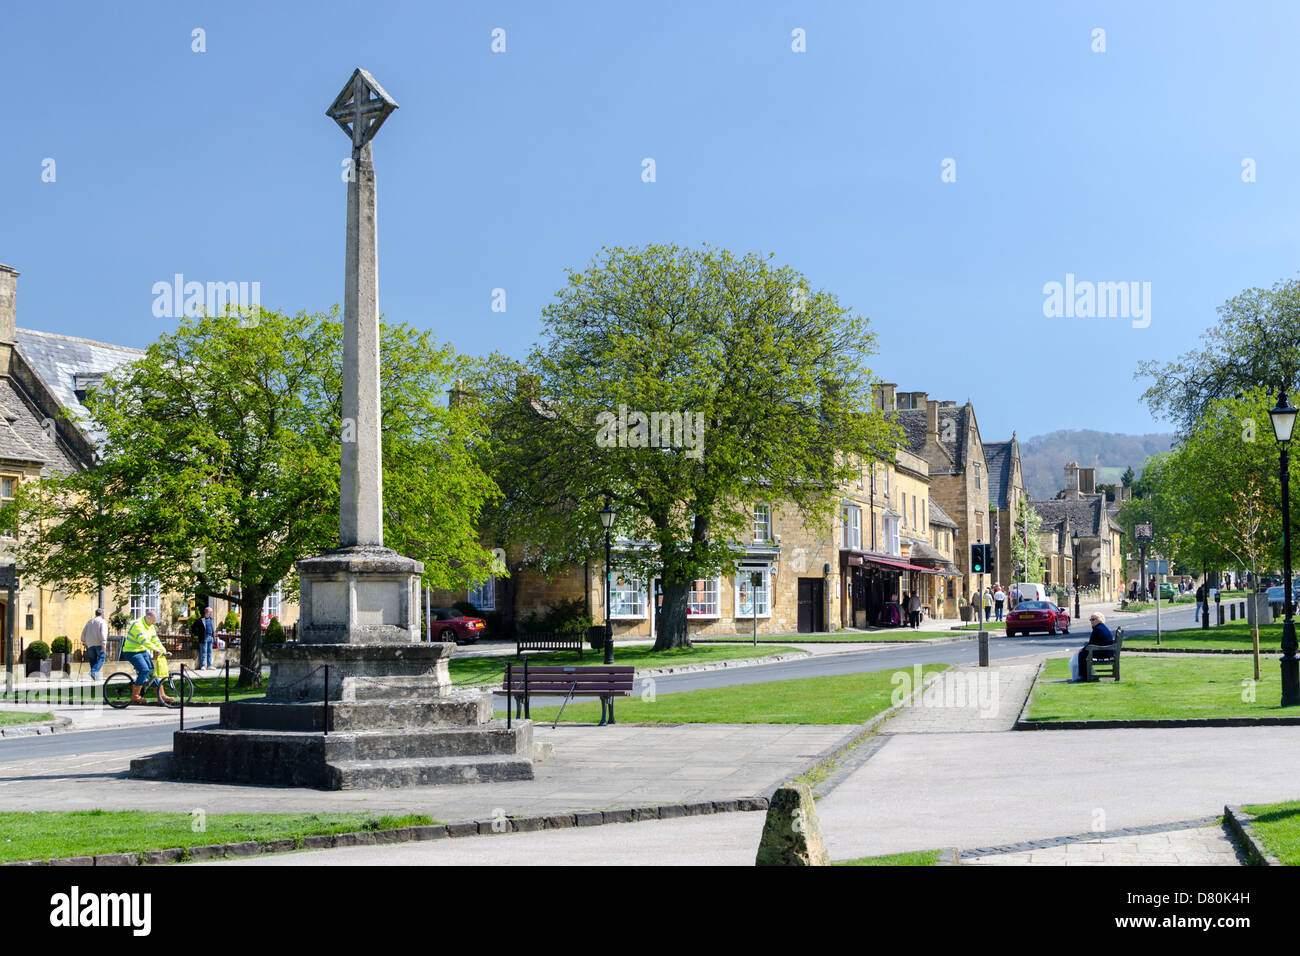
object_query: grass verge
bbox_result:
[449,643,799,687]
[1125,622,1281,652]
[1241,801,1300,864]
[0,710,53,726]
[509,664,949,725]
[1025,655,1287,722]
[836,849,941,866]
[0,811,435,864]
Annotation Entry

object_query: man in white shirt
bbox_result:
[81,608,109,680]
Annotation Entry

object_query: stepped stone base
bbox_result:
[129,640,535,790]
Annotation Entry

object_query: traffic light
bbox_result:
[970,543,987,574]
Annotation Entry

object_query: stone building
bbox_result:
[0,263,297,670]
[1029,463,1124,603]
[888,385,1005,602]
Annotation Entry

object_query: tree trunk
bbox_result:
[653,579,691,651]
[237,585,266,688]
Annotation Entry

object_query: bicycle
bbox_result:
[103,654,195,709]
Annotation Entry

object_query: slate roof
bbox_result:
[928,499,959,529]
[907,538,950,564]
[984,441,1014,509]
[1029,496,1109,537]
[893,405,968,474]
[15,328,145,450]
[0,377,80,473]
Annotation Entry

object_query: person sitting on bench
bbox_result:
[1069,612,1114,682]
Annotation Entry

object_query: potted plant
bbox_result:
[262,616,285,645]
[221,609,240,634]
[50,636,71,673]
[25,640,50,677]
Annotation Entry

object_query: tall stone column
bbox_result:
[341,142,384,547]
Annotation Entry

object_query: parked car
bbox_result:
[1005,600,1070,637]
[1157,581,1175,601]
[428,607,486,644]
[1266,579,1300,608]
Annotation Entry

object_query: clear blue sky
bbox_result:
[4,0,1299,442]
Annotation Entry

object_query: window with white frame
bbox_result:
[468,576,496,610]
[753,503,772,543]
[841,503,862,550]
[263,583,282,620]
[609,575,647,618]
[687,577,720,617]
[130,577,160,619]
[883,515,901,556]
[735,569,770,617]
[0,475,16,539]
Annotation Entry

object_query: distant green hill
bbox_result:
[1019,430,1174,499]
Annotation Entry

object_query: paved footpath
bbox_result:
[963,823,1243,866]
[815,654,1294,864]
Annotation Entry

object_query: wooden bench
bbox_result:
[1084,626,1123,682]
[502,662,635,728]
[515,631,585,657]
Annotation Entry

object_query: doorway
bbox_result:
[797,578,824,633]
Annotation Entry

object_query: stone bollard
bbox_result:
[1218,605,1225,626]
[978,630,989,667]
[1230,603,1237,621]
[756,781,829,866]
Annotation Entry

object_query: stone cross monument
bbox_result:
[132,70,534,789]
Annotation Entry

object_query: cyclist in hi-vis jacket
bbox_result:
[120,611,173,704]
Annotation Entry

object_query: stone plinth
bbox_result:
[296,546,423,644]
[264,642,452,701]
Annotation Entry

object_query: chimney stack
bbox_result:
[1079,467,1096,495]
[874,382,897,412]
[926,399,939,442]
[1064,461,1080,499]
[0,264,17,369]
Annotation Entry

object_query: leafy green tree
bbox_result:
[472,244,900,650]
[1120,465,1135,488]
[1138,278,1300,432]
[3,309,498,685]
[1012,493,1045,584]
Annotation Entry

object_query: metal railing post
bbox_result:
[506,661,512,729]
[323,664,330,736]
[179,663,185,731]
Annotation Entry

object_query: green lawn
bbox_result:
[1125,621,1282,652]
[836,849,941,866]
[447,644,800,687]
[1026,656,1292,722]
[0,811,435,864]
[1241,801,1300,864]
[0,710,53,725]
[511,664,949,724]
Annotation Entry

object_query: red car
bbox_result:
[1005,600,1070,636]
[429,607,486,644]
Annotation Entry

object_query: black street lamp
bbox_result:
[598,498,617,666]
[1269,392,1299,706]
[1071,529,1081,620]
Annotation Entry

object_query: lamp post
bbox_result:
[1071,530,1081,620]
[1269,392,1299,706]
[598,499,616,665]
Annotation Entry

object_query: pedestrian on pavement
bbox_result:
[80,608,108,680]
[190,606,216,670]
[908,591,922,629]
[1195,582,1205,622]
[1069,611,1115,682]
[982,587,992,622]
[994,585,1005,621]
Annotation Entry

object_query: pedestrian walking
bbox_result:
[190,606,216,670]
[982,587,993,622]
[1195,582,1205,621]
[80,608,108,680]
[994,585,1005,622]
[908,591,922,629]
